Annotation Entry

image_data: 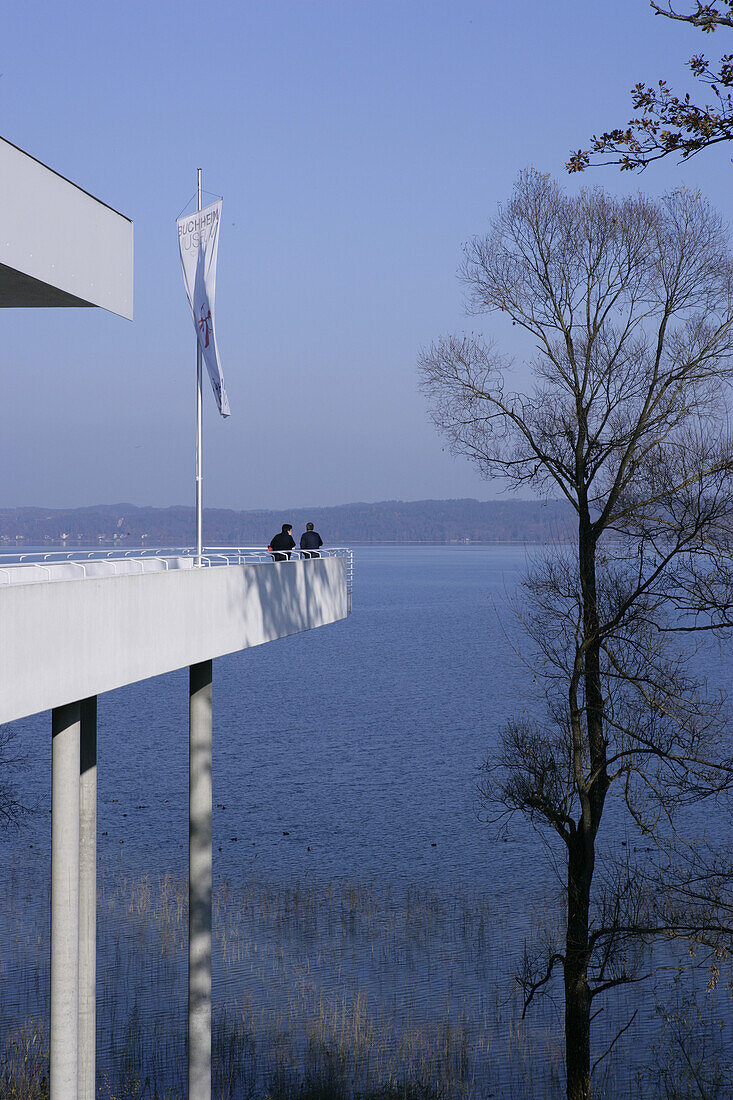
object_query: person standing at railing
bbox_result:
[299,522,323,559]
[268,524,295,561]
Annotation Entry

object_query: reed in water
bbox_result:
[0,867,728,1099]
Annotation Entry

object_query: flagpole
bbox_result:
[195,168,203,565]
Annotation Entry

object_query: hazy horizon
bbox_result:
[1,492,556,513]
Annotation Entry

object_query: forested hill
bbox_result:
[0,499,575,546]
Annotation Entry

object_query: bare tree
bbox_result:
[0,724,30,830]
[418,170,733,1100]
[568,2,733,172]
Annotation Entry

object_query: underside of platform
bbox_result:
[0,135,133,318]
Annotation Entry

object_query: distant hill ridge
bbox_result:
[0,499,575,546]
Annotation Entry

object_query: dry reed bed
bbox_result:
[0,866,728,1099]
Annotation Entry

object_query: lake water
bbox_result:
[0,545,730,1098]
[3,545,546,892]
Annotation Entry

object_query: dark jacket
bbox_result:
[269,531,295,560]
[300,530,323,550]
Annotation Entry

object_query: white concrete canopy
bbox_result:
[0,136,133,318]
[0,557,348,724]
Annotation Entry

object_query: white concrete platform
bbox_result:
[0,556,348,724]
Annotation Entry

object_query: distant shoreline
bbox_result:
[0,498,575,547]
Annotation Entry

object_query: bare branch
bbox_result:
[590,1009,639,1078]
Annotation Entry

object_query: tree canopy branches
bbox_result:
[568,3,733,171]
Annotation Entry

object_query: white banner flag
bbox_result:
[177,199,230,417]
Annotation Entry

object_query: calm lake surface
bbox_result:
[0,545,730,1097]
[2,545,543,891]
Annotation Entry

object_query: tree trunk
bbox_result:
[565,832,593,1100]
[564,506,605,1100]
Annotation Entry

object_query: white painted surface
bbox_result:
[188,662,213,1100]
[50,703,80,1100]
[0,558,347,724]
[0,555,193,586]
[78,699,96,1100]
[0,136,133,318]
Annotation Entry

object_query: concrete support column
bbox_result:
[189,660,213,1100]
[79,696,97,1100]
[51,701,81,1100]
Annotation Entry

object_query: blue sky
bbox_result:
[3,0,733,509]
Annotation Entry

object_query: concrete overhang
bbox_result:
[0,137,133,319]
[0,557,348,724]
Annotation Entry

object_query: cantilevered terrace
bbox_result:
[0,134,351,1100]
[0,545,351,1100]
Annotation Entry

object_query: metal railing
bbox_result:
[0,546,354,595]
